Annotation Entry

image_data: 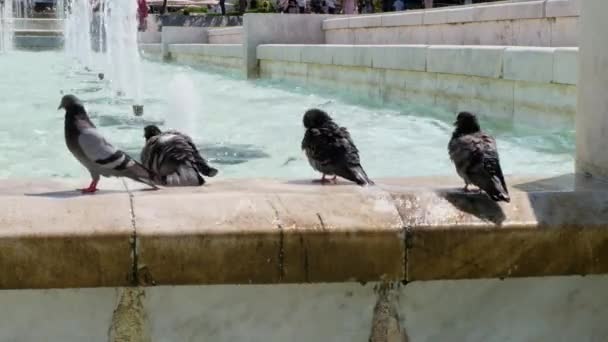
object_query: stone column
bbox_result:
[576,0,608,178]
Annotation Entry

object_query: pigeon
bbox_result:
[141,125,218,186]
[448,111,510,202]
[59,94,158,193]
[301,108,373,186]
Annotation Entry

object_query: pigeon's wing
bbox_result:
[141,135,161,170]
[449,134,478,178]
[303,125,372,185]
[478,133,509,196]
[79,127,158,188]
[141,133,210,186]
[164,131,217,177]
[332,127,373,185]
[78,127,124,168]
[336,126,361,165]
[453,133,509,201]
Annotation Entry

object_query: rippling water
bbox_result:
[0,50,574,180]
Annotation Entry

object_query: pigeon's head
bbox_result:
[57,94,83,111]
[98,73,105,81]
[454,111,481,133]
[144,125,162,141]
[303,108,333,129]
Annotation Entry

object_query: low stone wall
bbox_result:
[1,277,607,341]
[0,176,607,340]
[13,34,64,50]
[1,175,606,289]
[208,27,244,44]
[324,0,580,46]
[258,44,577,128]
[139,43,163,61]
[168,44,243,71]
[11,18,64,31]
[158,14,243,28]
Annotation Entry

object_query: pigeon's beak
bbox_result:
[57,104,63,110]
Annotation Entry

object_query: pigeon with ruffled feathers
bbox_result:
[141,125,218,186]
[59,94,158,193]
[448,111,510,202]
[301,108,373,186]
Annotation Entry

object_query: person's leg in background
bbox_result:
[297,0,306,13]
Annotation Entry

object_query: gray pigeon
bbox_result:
[301,108,373,186]
[58,94,158,193]
[448,111,510,202]
[141,125,218,186]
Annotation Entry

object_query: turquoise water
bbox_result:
[0,50,574,180]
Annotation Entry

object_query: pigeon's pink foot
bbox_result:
[313,174,331,184]
[463,184,470,193]
[331,175,338,184]
[80,179,99,194]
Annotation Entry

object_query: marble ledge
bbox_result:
[0,174,607,289]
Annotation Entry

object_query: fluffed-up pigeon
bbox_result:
[141,125,218,186]
[301,108,373,186]
[448,111,510,202]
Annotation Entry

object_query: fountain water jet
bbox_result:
[0,0,14,52]
[64,0,144,115]
[64,0,93,67]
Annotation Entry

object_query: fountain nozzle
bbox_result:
[132,104,144,117]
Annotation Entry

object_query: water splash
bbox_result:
[102,0,143,104]
[63,0,143,108]
[166,73,203,134]
[0,0,14,52]
[55,0,65,19]
[64,0,93,67]
[14,0,32,18]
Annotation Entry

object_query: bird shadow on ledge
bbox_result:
[285,179,356,186]
[438,190,506,226]
[24,189,126,199]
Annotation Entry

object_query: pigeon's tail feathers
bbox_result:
[486,176,510,203]
[481,157,509,202]
[119,155,159,189]
[162,163,205,187]
[340,164,374,186]
[195,159,218,177]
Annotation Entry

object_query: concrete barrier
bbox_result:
[160,26,208,60]
[0,175,607,341]
[0,174,607,289]
[168,44,243,71]
[242,14,331,78]
[137,31,161,44]
[139,43,162,61]
[323,0,580,46]
[257,44,577,128]
[208,27,243,44]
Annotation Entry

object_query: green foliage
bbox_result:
[178,6,208,15]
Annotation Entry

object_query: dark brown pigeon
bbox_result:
[448,111,510,202]
[59,94,158,193]
[301,108,373,186]
[141,125,218,186]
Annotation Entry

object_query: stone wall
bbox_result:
[324,0,580,46]
[208,27,243,44]
[157,14,243,29]
[1,176,608,341]
[169,44,243,71]
[258,44,577,128]
[1,277,607,341]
